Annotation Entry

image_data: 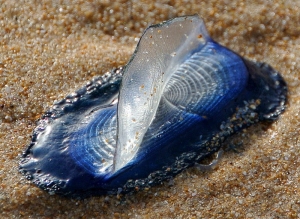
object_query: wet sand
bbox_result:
[0,0,299,218]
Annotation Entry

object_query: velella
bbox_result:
[20,15,287,197]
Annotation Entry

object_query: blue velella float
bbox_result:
[20,15,287,197]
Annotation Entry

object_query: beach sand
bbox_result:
[0,0,299,218]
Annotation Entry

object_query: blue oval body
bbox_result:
[20,15,287,197]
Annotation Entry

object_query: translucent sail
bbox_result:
[114,15,211,171]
